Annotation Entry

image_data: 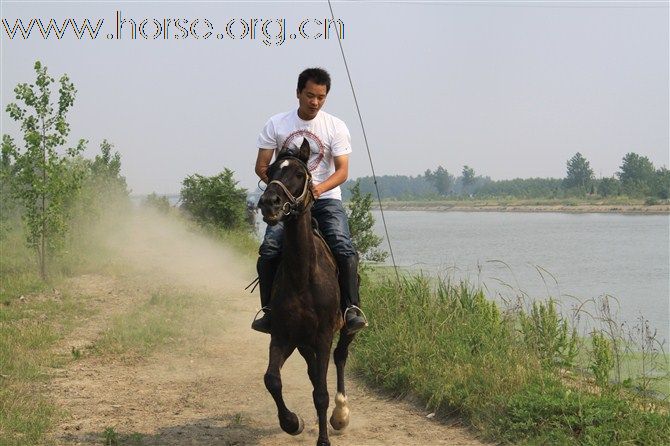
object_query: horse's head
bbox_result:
[259,138,313,226]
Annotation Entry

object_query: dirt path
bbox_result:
[46,211,487,446]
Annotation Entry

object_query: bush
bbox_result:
[519,299,578,369]
[590,332,614,389]
[180,169,249,231]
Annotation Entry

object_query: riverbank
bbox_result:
[354,272,670,444]
[371,199,670,214]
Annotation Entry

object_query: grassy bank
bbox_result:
[353,273,670,444]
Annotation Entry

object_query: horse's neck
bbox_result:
[282,209,314,281]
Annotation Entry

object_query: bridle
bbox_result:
[266,156,313,217]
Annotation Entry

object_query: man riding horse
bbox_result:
[253,67,366,335]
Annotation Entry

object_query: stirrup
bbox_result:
[343,305,369,328]
[252,306,271,321]
[251,306,271,334]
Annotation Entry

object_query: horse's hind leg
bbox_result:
[330,330,355,431]
[264,340,303,435]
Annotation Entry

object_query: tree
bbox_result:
[564,152,594,192]
[424,166,454,196]
[180,168,249,230]
[3,61,86,278]
[69,139,130,228]
[460,165,477,196]
[652,167,670,199]
[597,177,620,198]
[346,180,388,262]
[0,135,18,238]
[617,152,655,197]
[462,165,476,188]
[90,140,128,196]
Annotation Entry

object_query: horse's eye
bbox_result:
[296,171,304,179]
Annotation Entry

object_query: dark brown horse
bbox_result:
[257,139,356,446]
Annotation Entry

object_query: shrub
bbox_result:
[180,169,249,231]
[519,299,578,369]
[590,332,614,389]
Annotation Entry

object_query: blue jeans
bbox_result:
[259,198,357,259]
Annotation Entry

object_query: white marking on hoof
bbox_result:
[329,392,350,430]
[290,415,304,435]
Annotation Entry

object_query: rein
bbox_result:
[267,156,313,217]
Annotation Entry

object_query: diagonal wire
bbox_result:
[327,0,401,286]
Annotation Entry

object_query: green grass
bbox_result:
[0,270,92,444]
[491,378,670,445]
[91,287,221,358]
[0,225,98,445]
[353,273,670,444]
[214,227,259,258]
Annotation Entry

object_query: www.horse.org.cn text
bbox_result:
[2,11,345,46]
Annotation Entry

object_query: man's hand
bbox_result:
[308,155,349,199]
[311,183,325,199]
[255,148,275,184]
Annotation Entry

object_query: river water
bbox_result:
[371,210,669,343]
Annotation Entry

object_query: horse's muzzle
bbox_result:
[259,193,283,225]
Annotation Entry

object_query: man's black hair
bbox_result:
[297,68,331,93]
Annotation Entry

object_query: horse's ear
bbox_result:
[277,146,289,158]
[298,138,311,163]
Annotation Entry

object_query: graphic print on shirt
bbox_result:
[282,130,325,172]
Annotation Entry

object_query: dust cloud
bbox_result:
[94,206,256,297]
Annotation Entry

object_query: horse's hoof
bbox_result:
[330,392,350,430]
[330,412,350,430]
[289,415,304,436]
[316,440,331,446]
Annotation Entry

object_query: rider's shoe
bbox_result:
[251,309,271,334]
[344,306,367,334]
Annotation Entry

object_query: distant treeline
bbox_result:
[343,152,670,201]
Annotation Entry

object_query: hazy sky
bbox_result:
[2,1,668,195]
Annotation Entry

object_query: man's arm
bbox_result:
[312,154,349,199]
[255,148,275,184]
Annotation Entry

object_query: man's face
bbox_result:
[296,80,328,120]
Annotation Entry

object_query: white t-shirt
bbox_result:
[257,109,352,200]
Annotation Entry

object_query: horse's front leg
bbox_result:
[313,339,333,446]
[330,330,355,430]
[264,339,303,435]
[298,346,318,386]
